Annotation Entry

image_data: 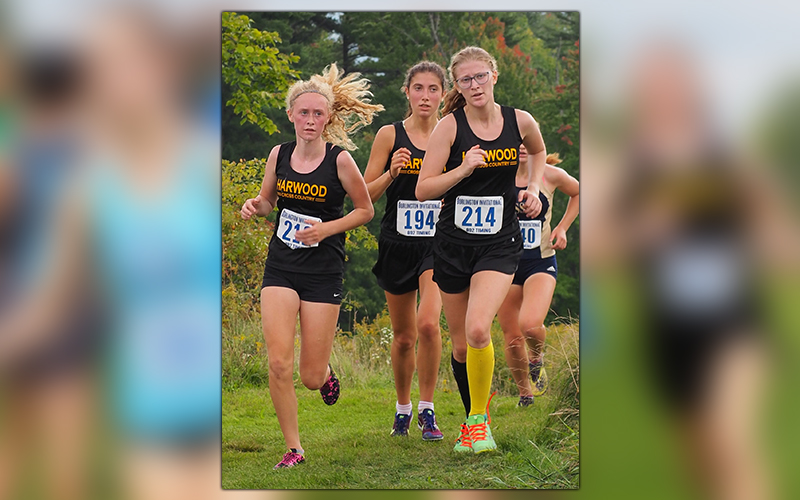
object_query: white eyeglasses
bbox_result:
[455,71,491,89]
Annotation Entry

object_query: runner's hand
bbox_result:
[241,196,263,220]
[295,219,327,246]
[518,189,542,218]
[551,226,568,250]
[389,148,411,179]
[461,144,487,177]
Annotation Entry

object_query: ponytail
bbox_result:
[546,153,563,165]
[442,88,466,115]
[443,46,498,115]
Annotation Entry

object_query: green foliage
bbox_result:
[221,12,300,135]
[222,315,270,390]
[221,158,271,322]
[222,304,579,404]
[222,11,580,323]
[220,13,582,487]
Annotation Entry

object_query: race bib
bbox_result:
[519,220,542,249]
[278,209,321,250]
[455,196,503,235]
[396,200,441,237]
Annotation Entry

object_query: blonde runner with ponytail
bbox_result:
[286,63,384,151]
[442,47,499,115]
[242,62,381,470]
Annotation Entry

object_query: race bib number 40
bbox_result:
[455,196,503,235]
[519,220,542,249]
[278,209,321,250]
[396,200,441,237]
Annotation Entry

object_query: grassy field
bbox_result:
[222,315,579,490]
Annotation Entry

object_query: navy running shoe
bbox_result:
[391,412,411,436]
[417,409,444,441]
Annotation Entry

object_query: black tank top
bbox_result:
[437,105,523,245]
[379,122,436,242]
[266,141,347,274]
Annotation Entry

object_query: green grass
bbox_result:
[222,316,579,489]
[223,385,576,489]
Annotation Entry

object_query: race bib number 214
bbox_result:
[455,196,503,235]
[278,209,321,250]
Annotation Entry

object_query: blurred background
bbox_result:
[1,0,798,500]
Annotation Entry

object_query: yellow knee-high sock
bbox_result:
[466,342,494,416]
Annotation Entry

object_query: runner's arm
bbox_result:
[547,166,580,250]
[416,115,479,201]
[364,125,398,202]
[295,150,374,245]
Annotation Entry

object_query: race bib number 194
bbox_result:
[455,196,503,235]
[278,209,321,250]
[396,200,441,237]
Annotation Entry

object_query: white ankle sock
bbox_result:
[418,401,434,413]
[396,402,412,415]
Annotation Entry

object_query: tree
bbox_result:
[221,12,581,323]
[221,12,300,136]
[221,13,303,322]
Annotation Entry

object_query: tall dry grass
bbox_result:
[222,308,579,436]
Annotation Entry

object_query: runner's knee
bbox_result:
[392,327,417,351]
[300,366,327,390]
[268,357,293,382]
[416,318,440,342]
[465,322,492,348]
[521,321,545,340]
[504,331,526,349]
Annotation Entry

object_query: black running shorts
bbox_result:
[432,235,523,294]
[261,263,343,305]
[372,236,435,296]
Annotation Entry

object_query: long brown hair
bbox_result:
[401,61,447,118]
[442,46,499,115]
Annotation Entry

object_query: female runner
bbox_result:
[364,61,447,440]
[240,64,381,468]
[416,46,547,454]
[497,148,579,407]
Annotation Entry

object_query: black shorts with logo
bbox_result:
[432,235,523,294]
[261,262,343,305]
[513,254,558,285]
[372,236,434,296]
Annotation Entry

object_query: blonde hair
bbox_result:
[285,63,384,150]
[546,153,563,165]
[442,46,499,115]
[400,61,447,118]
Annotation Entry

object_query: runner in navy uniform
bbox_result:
[497,149,579,407]
[364,61,447,440]
[240,64,381,469]
[416,46,547,454]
